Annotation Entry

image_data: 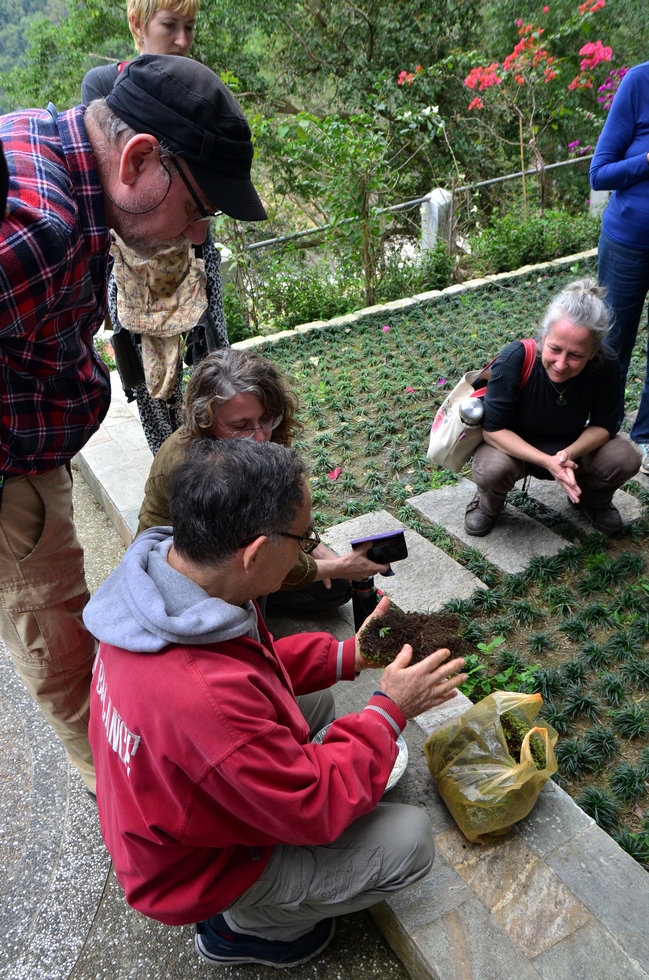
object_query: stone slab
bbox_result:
[516,780,594,858]
[532,920,649,980]
[414,692,474,737]
[393,894,543,980]
[436,826,591,958]
[526,478,643,526]
[547,824,649,968]
[322,510,485,613]
[409,480,569,574]
[76,373,152,546]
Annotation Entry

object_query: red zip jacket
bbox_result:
[88,612,406,925]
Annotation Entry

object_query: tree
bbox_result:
[1,0,130,109]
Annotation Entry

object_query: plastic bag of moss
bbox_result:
[424,691,558,844]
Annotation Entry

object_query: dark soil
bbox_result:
[501,711,547,769]
[359,609,475,666]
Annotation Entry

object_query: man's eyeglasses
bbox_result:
[216,415,284,439]
[274,528,321,554]
[239,527,321,555]
[170,157,222,222]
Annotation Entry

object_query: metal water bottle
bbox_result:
[459,397,484,425]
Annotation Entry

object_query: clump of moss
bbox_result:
[501,711,547,769]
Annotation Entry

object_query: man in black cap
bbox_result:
[0,55,265,797]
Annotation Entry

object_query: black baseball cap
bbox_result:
[106,54,267,222]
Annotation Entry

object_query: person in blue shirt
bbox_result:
[590,61,649,473]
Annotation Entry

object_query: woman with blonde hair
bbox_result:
[138,349,388,612]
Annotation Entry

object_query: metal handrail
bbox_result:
[245,154,594,252]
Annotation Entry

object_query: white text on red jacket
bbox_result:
[95,658,141,776]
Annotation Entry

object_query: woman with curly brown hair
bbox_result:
[138,348,387,612]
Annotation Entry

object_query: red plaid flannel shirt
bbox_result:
[0,106,111,475]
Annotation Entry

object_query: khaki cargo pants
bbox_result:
[0,466,96,792]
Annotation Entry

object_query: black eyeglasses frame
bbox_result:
[169,157,222,222]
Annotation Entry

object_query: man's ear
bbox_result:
[241,535,268,574]
[119,134,161,186]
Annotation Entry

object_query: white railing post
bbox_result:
[421,188,454,251]
[589,189,609,218]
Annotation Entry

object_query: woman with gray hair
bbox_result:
[465,279,641,537]
[138,348,388,612]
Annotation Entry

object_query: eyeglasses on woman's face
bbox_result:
[216,414,284,439]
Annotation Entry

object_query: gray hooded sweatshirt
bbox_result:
[83,527,259,652]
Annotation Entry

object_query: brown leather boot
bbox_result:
[579,502,623,536]
[464,493,503,536]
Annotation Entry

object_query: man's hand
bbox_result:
[355,595,392,671]
[546,450,580,503]
[314,541,389,590]
[380,645,467,719]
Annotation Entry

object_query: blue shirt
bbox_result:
[590,61,649,250]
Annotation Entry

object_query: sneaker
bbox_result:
[195,914,335,968]
[640,444,649,475]
[579,502,623,536]
[464,494,496,536]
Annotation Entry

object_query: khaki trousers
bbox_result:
[224,802,434,941]
[0,466,96,792]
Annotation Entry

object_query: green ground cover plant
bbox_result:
[256,254,649,868]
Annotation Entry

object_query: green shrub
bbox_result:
[222,283,253,343]
[418,241,455,291]
[475,209,600,275]
[260,259,353,330]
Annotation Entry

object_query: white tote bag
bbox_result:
[427,339,537,473]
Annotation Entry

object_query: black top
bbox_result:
[82,63,121,103]
[483,340,621,455]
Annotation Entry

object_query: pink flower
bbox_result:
[406,386,415,393]
[438,377,447,386]
[328,467,343,480]
[382,324,391,332]
[542,4,549,11]
[468,95,484,110]
[397,70,415,86]
[579,40,613,71]
[464,63,502,92]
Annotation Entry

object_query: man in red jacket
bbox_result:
[85,438,466,968]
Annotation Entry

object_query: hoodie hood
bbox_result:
[83,527,258,652]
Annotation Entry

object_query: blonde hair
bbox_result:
[127,0,200,51]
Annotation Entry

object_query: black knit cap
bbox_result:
[105,54,267,222]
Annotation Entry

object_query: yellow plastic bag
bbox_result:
[424,691,558,844]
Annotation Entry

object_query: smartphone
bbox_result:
[350,530,408,576]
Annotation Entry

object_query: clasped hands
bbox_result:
[546,449,580,503]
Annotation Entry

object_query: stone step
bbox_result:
[321,509,486,616]
[372,698,649,980]
[75,373,152,546]
[408,480,569,575]
[526,477,643,527]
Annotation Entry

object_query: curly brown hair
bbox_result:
[179,348,302,447]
